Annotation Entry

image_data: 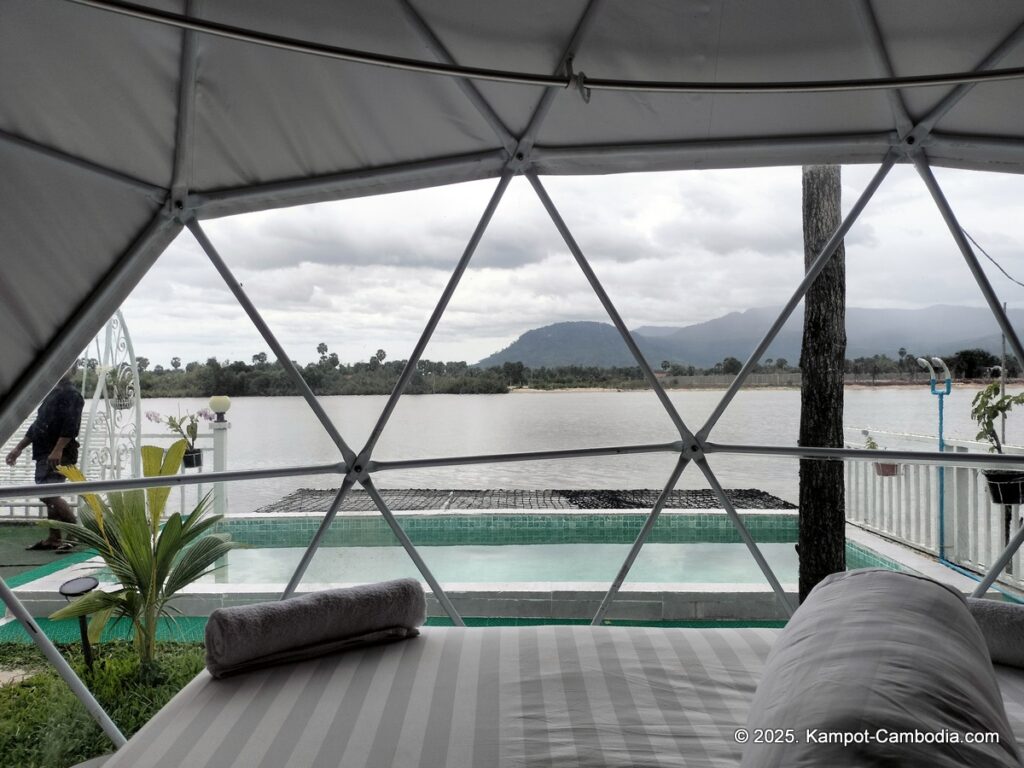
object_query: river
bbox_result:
[136,386,1023,514]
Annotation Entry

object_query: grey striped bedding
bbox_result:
[103,626,777,767]
[101,626,1024,767]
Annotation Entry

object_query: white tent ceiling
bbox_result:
[3,0,1024,441]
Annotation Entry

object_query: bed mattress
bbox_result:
[103,626,777,767]
[100,625,1024,767]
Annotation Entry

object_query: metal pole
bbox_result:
[282,477,356,599]
[77,616,94,672]
[853,0,913,136]
[0,461,344,501]
[703,441,1024,470]
[972,520,1024,598]
[513,0,604,158]
[359,173,512,460]
[527,172,696,442]
[1002,301,1008,445]
[58,1,1024,95]
[0,212,180,446]
[0,127,165,202]
[912,156,1024,370]
[369,440,681,473]
[193,151,507,219]
[695,458,795,616]
[938,390,947,558]
[591,455,689,625]
[531,133,894,171]
[361,479,465,626]
[395,0,516,154]
[699,153,896,441]
[187,220,356,465]
[910,18,1024,141]
[0,578,126,747]
[169,0,200,205]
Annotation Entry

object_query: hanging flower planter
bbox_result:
[983,470,1024,505]
[182,448,203,469]
[864,434,898,477]
[146,409,214,470]
[103,362,137,410]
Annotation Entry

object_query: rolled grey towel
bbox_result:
[205,579,426,678]
[968,596,1024,668]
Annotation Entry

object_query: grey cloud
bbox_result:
[118,166,1024,369]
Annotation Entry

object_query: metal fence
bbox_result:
[845,427,1024,590]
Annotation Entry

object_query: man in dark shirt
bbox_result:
[4,365,84,550]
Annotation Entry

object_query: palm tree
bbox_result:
[50,441,236,665]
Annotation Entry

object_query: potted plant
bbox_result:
[971,381,1024,505]
[146,408,215,468]
[102,362,136,409]
[865,434,899,476]
[50,440,236,666]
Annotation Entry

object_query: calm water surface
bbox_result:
[142,386,1023,513]
[192,543,800,585]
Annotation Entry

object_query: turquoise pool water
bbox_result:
[183,542,821,585]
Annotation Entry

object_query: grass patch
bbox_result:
[0,641,204,768]
[0,644,48,673]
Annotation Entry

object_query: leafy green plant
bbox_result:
[0,642,204,766]
[145,408,214,450]
[971,381,1024,454]
[864,435,879,450]
[48,440,236,665]
[104,362,136,406]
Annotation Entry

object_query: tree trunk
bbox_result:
[798,165,847,602]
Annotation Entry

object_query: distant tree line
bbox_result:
[841,347,1018,381]
[74,345,1019,399]
[658,347,1019,382]
[82,345,509,398]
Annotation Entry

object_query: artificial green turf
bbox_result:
[0,616,209,644]
[0,523,96,586]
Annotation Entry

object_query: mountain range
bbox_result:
[477,305,1024,368]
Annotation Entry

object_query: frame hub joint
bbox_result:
[681,439,705,462]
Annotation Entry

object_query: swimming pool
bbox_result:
[19,511,907,622]
[167,542,804,585]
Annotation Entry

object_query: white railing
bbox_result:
[0,429,222,520]
[0,422,50,518]
[845,427,1024,590]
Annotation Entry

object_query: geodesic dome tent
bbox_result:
[5,0,1024,443]
[5,0,1024,750]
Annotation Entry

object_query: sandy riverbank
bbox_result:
[511,380,1020,393]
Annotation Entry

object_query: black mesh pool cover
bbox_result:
[254,488,796,515]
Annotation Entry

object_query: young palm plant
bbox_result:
[49,440,236,665]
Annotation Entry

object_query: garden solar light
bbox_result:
[59,575,99,672]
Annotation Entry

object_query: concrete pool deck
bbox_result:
[12,562,799,622]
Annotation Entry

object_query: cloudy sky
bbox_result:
[122,163,1024,369]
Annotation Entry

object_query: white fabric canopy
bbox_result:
[2,0,1024,440]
